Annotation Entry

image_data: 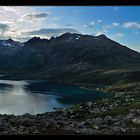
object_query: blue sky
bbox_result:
[0,6,140,52]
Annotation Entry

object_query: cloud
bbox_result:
[0,7,33,23]
[100,22,120,34]
[108,32,125,42]
[89,21,95,27]
[0,7,53,41]
[65,24,73,27]
[95,32,104,36]
[134,31,139,34]
[83,21,95,28]
[112,22,120,27]
[24,28,80,38]
[0,23,10,34]
[0,7,69,42]
[102,25,111,33]
[83,24,88,28]
[97,20,102,23]
[0,23,9,31]
[122,22,140,29]
[116,33,124,37]
[23,12,49,20]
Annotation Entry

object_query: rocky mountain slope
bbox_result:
[0,33,140,89]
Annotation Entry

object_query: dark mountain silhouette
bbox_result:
[0,33,140,86]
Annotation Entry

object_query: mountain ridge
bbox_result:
[0,32,140,90]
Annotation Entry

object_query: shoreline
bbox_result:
[0,74,140,134]
[0,90,139,134]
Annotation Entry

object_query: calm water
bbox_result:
[0,77,113,115]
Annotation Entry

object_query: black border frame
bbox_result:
[0,0,140,6]
[0,0,139,138]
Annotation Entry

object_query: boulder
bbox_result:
[87,101,92,107]
[0,123,7,131]
[94,117,104,125]
[104,115,112,124]
[70,115,76,118]
[86,119,95,125]
[112,126,121,133]
[92,125,99,129]
[91,108,100,113]
[77,121,87,128]
[136,110,140,115]
[113,121,121,126]
[131,117,140,125]
[126,113,135,120]
[120,128,127,133]
[130,109,137,114]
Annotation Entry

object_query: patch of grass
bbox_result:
[114,82,139,89]
[96,98,110,105]
[80,101,140,120]
[102,82,140,93]
[69,104,81,112]
[101,101,140,116]
[102,69,129,75]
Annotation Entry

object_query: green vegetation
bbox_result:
[82,101,140,120]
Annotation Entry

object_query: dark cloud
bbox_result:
[25,28,80,37]
[0,23,9,32]
[65,24,73,27]
[24,12,48,20]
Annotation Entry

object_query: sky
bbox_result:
[0,6,140,52]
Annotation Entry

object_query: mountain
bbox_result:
[0,38,23,56]
[0,38,24,69]
[0,33,140,88]
[0,38,24,48]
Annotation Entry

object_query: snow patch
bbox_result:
[0,40,24,47]
[2,41,12,46]
[75,36,80,40]
[94,37,100,40]
[18,43,24,47]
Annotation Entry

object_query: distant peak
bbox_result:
[7,38,14,42]
[97,34,107,39]
[30,37,41,40]
[50,36,55,40]
[62,32,72,35]
[60,32,72,37]
[28,37,42,42]
[60,32,82,38]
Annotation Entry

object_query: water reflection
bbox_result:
[0,79,113,115]
[0,80,66,115]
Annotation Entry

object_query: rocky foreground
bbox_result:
[0,92,140,135]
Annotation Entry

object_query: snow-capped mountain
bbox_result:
[0,38,24,48]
